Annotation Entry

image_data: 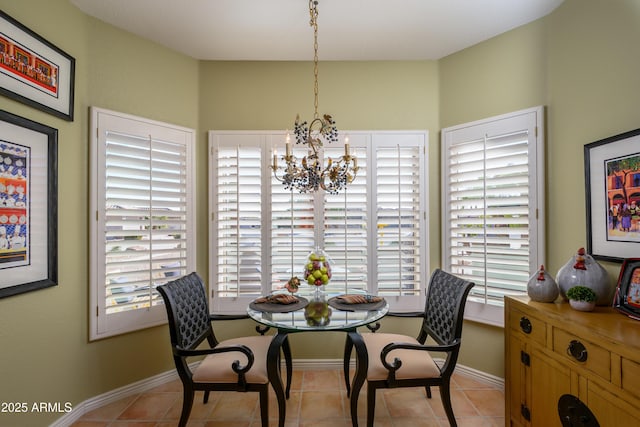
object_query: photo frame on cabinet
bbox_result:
[585,128,640,262]
[0,109,58,298]
[0,10,75,121]
[613,258,640,320]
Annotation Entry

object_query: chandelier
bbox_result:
[272,0,358,194]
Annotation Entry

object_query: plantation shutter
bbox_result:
[323,136,369,295]
[442,107,545,326]
[270,137,315,290]
[91,108,195,340]
[374,137,424,300]
[209,130,428,313]
[210,134,264,312]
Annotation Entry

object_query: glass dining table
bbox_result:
[247,290,389,427]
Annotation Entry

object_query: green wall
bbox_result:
[0,1,199,425]
[439,0,640,376]
[197,60,441,361]
[1,0,639,425]
[438,11,549,378]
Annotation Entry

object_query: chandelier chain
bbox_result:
[311,0,319,119]
[271,0,358,194]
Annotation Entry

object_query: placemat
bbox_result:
[328,296,386,312]
[249,296,308,313]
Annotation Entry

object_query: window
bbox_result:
[209,131,428,313]
[90,107,196,340]
[615,175,624,189]
[441,106,545,327]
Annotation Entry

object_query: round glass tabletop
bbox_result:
[247,290,389,332]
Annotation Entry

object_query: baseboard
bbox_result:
[450,361,504,390]
[50,359,503,426]
[300,358,504,390]
[50,367,183,427]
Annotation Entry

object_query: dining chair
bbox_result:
[157,272,292,427]
[344,268,474,427]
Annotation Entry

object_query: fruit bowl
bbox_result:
[304,248,332,288]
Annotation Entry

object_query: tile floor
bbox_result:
[71,368,504,427]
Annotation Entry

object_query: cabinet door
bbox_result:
[530,348,571,427]
[507,333,530,426]
[587,382,640,427]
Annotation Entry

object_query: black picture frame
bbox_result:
[613,258,640,320]
[0,10,75,121]
[585,128,640,262]
[0,109,57,298]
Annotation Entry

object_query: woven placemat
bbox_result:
[328,296,386,312]
[249,296,308,313]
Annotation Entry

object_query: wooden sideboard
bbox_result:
[505,295,640,427]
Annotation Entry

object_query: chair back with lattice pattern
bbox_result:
[421,269,474,346]
[158,272,214,351]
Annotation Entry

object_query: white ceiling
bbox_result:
[69,0,565,61]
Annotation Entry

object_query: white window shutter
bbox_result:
[371,134,427,312]
[209,133,265,312]
[210,130,428,313]
[90,107,195,340]
[442,106,545,326]
[323,136,369,295]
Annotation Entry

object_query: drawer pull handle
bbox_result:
[519,317,532,334]
[567,340,588,362]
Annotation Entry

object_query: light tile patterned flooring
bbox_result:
[71,368,504,427]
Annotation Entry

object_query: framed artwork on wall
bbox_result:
[0,109,58,298]
[585,128,640,262]
[0,10,75,121]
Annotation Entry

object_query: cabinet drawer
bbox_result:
[553,327,610,381]
[621,357,640,398]
[509,307,546,346]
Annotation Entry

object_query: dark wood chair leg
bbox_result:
[259,387,269,427]
[282,335,293,399]
[268,331,289,427]
[348,331,368,427]
[343,333,354,396]
[178,388,195,427]
[425,385,432,398]
[439,380,457,427]
[203,390,210,403]
[366,383,376,427]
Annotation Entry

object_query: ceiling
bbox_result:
[69,0,565,61]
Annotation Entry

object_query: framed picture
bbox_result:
[613,258,640,320]
[0,109,57,298]
[0,10,75,121]
[585,128,640,262]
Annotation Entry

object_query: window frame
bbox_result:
[441,106,545,327]
[209,130,429,314]
[89,107,196,340]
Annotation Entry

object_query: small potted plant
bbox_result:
[566,286,597,312]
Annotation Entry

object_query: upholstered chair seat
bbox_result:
[192,336,271,384]
[362,333,441,381]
